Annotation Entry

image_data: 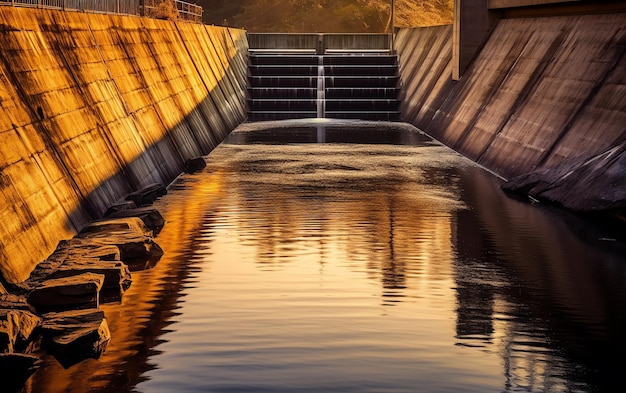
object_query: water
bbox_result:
[30,120,626,393]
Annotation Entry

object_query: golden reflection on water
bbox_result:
[28,124,626,393]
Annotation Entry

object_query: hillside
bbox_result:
[198,0,453,32]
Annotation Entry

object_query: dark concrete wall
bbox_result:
[489,0,581,8]
[453,0,494,79]
[0,8,248,283]
[396,12,626,179]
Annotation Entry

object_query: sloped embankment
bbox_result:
[396,13,625,216]
[0,8,248,284]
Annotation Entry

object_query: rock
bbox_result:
[49,260,131,290]
[78,217,153,238]
[72,217,163,270]
[70,235,163,271]
[0,313,13,352]
[502,141,626,215]
[67,245,121,262]
[105,207,166,236]
[27,273,104,314]
[0,294,36,313]
[184,157,207,173]
[15,243,123,299]
[0,309,41,353]
[104,200,137,217]
[0,353,41,392]
[125,183,167,206]
[41,309,111,369]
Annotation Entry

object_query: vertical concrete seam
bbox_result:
[135,19,187,168]
[535,30,626,169]
[476,27,571,166]
[60,14,136,197]
[167,21,211,152]
[411,27,454,123]
[0,39,93,227]
[454,30,535,153]
[172,21,222,150]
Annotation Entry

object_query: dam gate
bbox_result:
[247,33,400,121]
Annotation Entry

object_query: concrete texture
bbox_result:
[396,12,625,212]
[453,0,495,79]
[0,8,248,284]
[489,0,581,8]
[502,140,626,214]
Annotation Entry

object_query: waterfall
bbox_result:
[316,56,326,118]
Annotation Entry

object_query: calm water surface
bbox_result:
[31,120,626,393]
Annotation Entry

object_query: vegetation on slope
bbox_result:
[198,0,453,32]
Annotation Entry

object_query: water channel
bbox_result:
[31,120,626,392]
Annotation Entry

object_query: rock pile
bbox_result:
[0,183,168,391]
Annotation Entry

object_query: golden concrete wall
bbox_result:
[0,8,248,284]
[396,12,626,178]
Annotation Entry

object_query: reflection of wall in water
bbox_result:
[451,168,626,392]
[212,144,460,306]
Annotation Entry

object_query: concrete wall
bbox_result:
[396,12,626,178]
[489,0,581,8]
[0,8,248,284]
[453,0,495,79]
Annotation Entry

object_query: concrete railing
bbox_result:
[0,0,202,22]
[248,33,392,54]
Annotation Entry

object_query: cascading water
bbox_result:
[317,55,326,118]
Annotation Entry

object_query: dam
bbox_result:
[0,0,625,392]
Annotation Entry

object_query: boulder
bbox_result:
[78,217,153,238]
[184,157,207,173]
[71,218,163,270]
[0,309,41,353]
[66,244,121,262]
[69,235,163,271]
[105,207,166,236]
[48,260,131,290]
[502,141,626,215]
[0,353,41,392]
[27,273,104,314]
[0,294,36,313]
[104,200,137,217]
[41,309,111,369]
[125,183,167,206]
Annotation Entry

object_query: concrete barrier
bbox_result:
[396,13,625,180]
[0,8,247,284]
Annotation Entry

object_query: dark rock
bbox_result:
[105,207,166,236]
[0,294,37,313]
[125,183,167,206]
[104,200,137,217]
[15,243,122,299]
[48,259,132,293]
[184,157,207,173]
[502,141,626,215]
[0,353,41,392]
[27,273,104,314]
[0,309,41,353]
[41,309,111,369]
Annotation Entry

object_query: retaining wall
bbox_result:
[396,12,625,180]
[0,8,248,284]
